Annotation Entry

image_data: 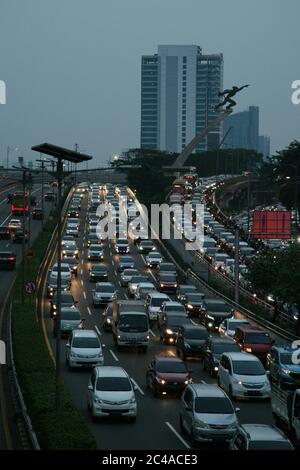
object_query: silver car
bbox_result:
[92,282,117,307]
[120,268,139,286]
[87,366,137,421]
[180,383,239,445]
[54,307,83,337]
[66,329,104,369]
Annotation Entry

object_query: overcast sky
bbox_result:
[0,0,299,167]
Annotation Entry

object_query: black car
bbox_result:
[117,255,134,272]
[202,337,240,377]
[13,229,29,243]
[68,209,80,218]
[183,292,205,316]
[89,264,108,282]
[160,313,191,344]
[138,240,155,253]
[102,302,113,331]
[32,208,44,220]
[200,299,233,331]
[50,291,77,317]
[0,251,16,270]
[157,273,178,293]
[0,226,11,240]
[7,193,13,203]
[176,325,209,360]
[86,233,101,247]
[63,257,79,277]
[177,284,197,302]
[30,195,37,206]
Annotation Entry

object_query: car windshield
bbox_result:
[118,240,128,245]
[168,317,189,326]
[180,286,196,294]
[226,320,248,330]
[120,257,133,263]
[64,245,75,251]
[160,275,176,282]
[185,329,208,340]
[245,333,271,344]
[165,305,186,313]
[53,293,74,304]
[195,397,234,414]
[156,362,187,374]
[232,360,265,376]
[96,285,115,293]
[123,269,138,276]
[206,302,231,312]
[61,310,81,320]
[93,266,106,272]
[151,297,167,307]
[249,441,293,450]
[149,253,161,258]
[279,353,294,365]
[96,377,131,391]
[160,265,175,272]
[119,314,148,332]
[187,294,204,302]
[72,337,100,348]
[52,266,70,273]
[90,245,100,250]
[213,343,240,354]
[142,241,153,246]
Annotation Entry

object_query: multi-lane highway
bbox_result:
[0,182,55,450]
[40,187,273,450]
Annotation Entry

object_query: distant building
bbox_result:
[223,106,260,152]
[140,45,223,153]
[258,135,270,159]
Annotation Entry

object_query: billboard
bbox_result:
[252,210,292,239]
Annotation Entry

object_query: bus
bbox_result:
[11,191,29,215]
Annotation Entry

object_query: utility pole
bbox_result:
[234,226,240,304]
[247,178,251,239]
[55,158,63,412]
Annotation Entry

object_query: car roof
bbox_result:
[148,292,169,298]
[155,354,184,363]
[182,324,207,332]
[96,282,114,286]
[94,366,128,378]
[72,329,98,338]
[164,301,183,307]
[191,383,228,398]
[209,337,236,344]
[224,352,260,362]
[241,424,289,442]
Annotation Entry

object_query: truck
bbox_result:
[271,380,300,446]
[112,300,150,352]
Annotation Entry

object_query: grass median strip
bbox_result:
[11,213,97,450]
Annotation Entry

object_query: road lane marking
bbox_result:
[112,260,115,265]
[201,380,207,384]
[80,269,83,275]
[124,293,128,299]
[130,378,144,396]
[95,325,101,336]
[87,307,92,316]
[1,214,11,226]
[81,259,84,264]
[148,269,157,282]
[81,280,84,286]
[141,254,146,265]
[165,422,190,449]
[5,243,9,248]
[149,329,155,337]
[83,292,87,300]
[109,349,119,362]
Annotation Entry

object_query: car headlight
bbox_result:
[93,397,103,404]
[187,304,193,309]
[281,369,291,375]
[245,347,252,353]
[184,379,189,385]
[70,352,78,358]
[106,318,111,324]
[194,420,208,429]
[129,397,136,404]
[160,283,164,287]
[159,379,166,385]
[208,322,213,328]
[166,329,173,335]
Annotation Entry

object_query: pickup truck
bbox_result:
[271,380,300,446]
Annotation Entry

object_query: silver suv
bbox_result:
[179,383,239,445]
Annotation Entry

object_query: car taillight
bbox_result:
[8,257,15,261]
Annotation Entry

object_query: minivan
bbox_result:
[233,327,273,364]
[112,300,150,352]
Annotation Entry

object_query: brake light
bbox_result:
[8,257,15,261]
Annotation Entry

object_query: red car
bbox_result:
[233,326,273,364]
[146,355,191,397]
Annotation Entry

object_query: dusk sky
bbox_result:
[0,0,299,168]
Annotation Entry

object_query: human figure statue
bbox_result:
[215,84,250,111]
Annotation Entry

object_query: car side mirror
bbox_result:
[88,385,93,391]
[66,342,70,348]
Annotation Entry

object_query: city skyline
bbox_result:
[0,0,299,166]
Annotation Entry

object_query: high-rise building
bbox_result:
[140,45,223,153]
[258,135,271,159]
[223,106,260,152]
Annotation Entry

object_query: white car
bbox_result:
[120,268,139,286]
[66,224,79,237]
[145,251,163,268]
[219,318,250,338]
[87,366,137,421]
[218,352,271,400]
[8,218,22,230]
[66,329,104,369]
[145,292,170,321]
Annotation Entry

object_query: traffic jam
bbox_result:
[43,180,300,450]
